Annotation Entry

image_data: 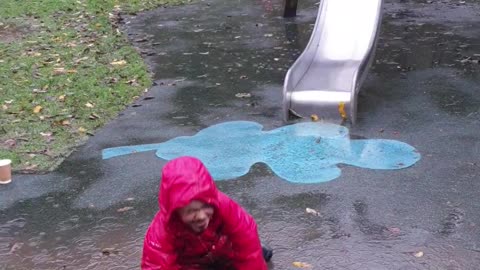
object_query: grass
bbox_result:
[0,0,189,172]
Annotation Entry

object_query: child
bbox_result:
[142,156,272,270]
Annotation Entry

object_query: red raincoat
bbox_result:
[141,156,268,270]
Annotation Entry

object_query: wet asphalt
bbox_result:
[1,0,480,269]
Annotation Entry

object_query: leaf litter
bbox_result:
[0,0,158,172]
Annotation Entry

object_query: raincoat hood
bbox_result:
[159,156,219,222]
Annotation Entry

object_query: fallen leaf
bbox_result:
[127,79,139,86]
[117,206,134,212]
[110,60,127,66]
[85,102,94,108]
[24,164,38,170]
[2,139,16,149]
[32,88,47,93]
[74,56,89,64]
[306,207,320,216]
[53,68,66,75]
[58,95,66,102]
[310,114,319,122]
[2,105,8,110]
[9,242,24,253]
[89,113,100,120]
[126,197,135,201]
[338,102,347,119]
[33,105,43,114]
[235,93,251,98]
[40,132,54,142]
[101,247,119,256]
[78,127,87,133]
[61,120,71,126]
[387,227,401,234]
[292,262,312,268]
[414,251,424,258]
[240,75,248,79]
[4,100,14,104]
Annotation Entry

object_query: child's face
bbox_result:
[178,200,214,233]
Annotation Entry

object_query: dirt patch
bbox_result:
[0,24,26,43]
[0,19,40,44]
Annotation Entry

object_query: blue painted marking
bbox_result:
[102,121,421,183]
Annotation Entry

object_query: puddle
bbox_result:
[103,121,421,183]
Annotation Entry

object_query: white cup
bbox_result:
[0,159,12,184]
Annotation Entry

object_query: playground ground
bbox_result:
[1,0,480,269]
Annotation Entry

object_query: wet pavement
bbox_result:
[1,0,480,269]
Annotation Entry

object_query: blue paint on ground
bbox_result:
[102,121,421,183]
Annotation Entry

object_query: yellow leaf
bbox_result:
[61,120,71,126]
[78,127,87,133]
[110,60,127,66]
[338,102,347,119]
[310,114,319,122]
[33,105,43,114]
[58,95,66,102]
[66,69,77,74]
[85,102,94,108]
[292,262,312,268]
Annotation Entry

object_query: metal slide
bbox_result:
[283,0,383,124]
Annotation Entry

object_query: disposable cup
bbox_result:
[0,159,12,184]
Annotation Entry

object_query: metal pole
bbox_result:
[283,0,298,17]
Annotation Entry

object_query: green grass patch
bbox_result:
[0,0,189,172]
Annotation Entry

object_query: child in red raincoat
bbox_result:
[141,156,272,270]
